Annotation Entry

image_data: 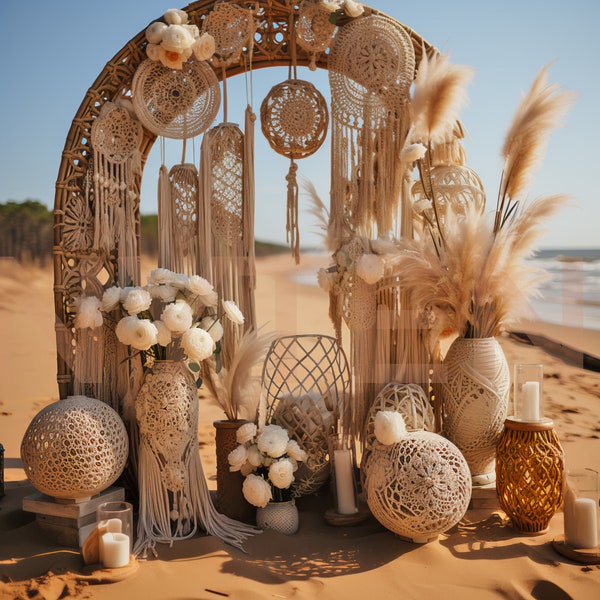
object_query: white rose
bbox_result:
[199,290,219,308]
[192,32,216,61]
[374,411,408,446]
[321,0,343,13]
[171,273,190,290]
[269,459,295,489]
[200,315,223,342]
[149,283,178,303]
[123,288,152,315]
[148,268,177,285]
[74,296,103,329]
[285,439,308,463]
[242,474,272,508]
[119,316,158,351]
[155,320,172,347]
[222,300,245,325]
[187,274,214,297]
[161,300,193,334]
[181,327,215,362]
[257,424,289,458]
[163,8,189,25]
[100,286,122,312]
[119,286,134,302]
[246,444,263,468]
[344,0,364,18]
[228,444,248,472]
[356,254,384,285]
[161,24,195,53]
[236,422,257,445]
[145,21,168,44]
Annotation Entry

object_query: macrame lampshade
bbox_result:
[132,58,220,139]
[366,431,471,543]
[20,396,128,500]
[296,0,337,70]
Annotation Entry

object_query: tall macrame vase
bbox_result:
[214,419,256,524]
[135,361,256,556]
[442,337,510,485]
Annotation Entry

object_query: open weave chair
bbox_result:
[261,334,351,496]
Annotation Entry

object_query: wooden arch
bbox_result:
[52,0,435,399]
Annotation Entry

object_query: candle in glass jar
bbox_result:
[334,449,357,515]
[100,532,130,568]
[521,381,540,421]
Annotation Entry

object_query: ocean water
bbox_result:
[527,248,600,331]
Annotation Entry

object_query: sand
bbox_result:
[1,254,599,599]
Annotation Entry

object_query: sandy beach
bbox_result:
[1,254,599,599]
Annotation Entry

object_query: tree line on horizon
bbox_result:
[0,200,287,265]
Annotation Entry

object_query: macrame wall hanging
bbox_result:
[260,6,329,263]
[327,14,415,438]
[296,0,337,71]
[199,1,258,366]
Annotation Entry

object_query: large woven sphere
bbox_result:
[366,431,471,543]
[21,396,128,500]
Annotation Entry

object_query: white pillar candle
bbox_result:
[334,449,357,515]
[568,498,599,549]
[97,518,122,564]
[521,381,540,421]
[100,532,130,568]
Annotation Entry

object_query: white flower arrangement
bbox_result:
[144,9,215,70]
[374,411,408,446]
[228,423,308,507]
[74,267,244,369]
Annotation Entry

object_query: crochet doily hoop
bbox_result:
[91,104,142,164]
[132,58,220,139]
[329,14,415,125]
[202,1,255,68]
[296,0,337,55]
[260,79,329,159]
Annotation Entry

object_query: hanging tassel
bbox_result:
[286,158,300,264]
[157,164,173,269]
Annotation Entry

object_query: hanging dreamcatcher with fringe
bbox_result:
[296,0,337,71]
[260,6,329,263]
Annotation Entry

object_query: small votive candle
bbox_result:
[100,532,131,568]
[96,501,133,567]
[513,364,544,422]
[564,468,599,549]
[333,449,358,515]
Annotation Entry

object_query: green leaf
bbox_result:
[188,362,201,373]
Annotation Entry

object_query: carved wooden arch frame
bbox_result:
[52,0,435,398]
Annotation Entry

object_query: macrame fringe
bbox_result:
[158,164,173,269]
[286,159,300,264]
[73,327,104,401]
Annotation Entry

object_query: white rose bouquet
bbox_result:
[228,423,308,507]
[74,267,244,370]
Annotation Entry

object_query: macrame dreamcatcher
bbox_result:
[296,0,337,71]
[90,99,143,284]
[328,15,415,439]
[260,7,329,263]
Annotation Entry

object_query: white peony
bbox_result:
[74,296,103,329]
[161,300,193,334]
[157,45,189,70]
[242,474,272,508]
[374,411,408,446]
[344,0,364,18]
[192,32,216,61]
[401,142,428,163]
[145,21,168,44]
[200,315,223,343]
[161,24,195,53]
[199,290,219,308]
[356,254,384,285]
[100,286,121,312]
[154,320,172,347]
[148,268,177,285]
[119,286,134,302]
[163,8,189,25]
[118,316,158,351]
[187,274,214,297]
[170,272,190,290]
[285,439,308,463]
[181,327,215,362]
[148,283,178,303]
[222,300,245,325]
[269,459,295,489]
[236,422,257,445]
[228,444,248,472]
[123,288,152,315]
[257,424,289,458]
[246,444,263,468]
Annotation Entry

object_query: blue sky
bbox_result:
[1,0,598,249]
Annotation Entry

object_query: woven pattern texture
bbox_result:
[20,396,128,499]
[496,421,564,533]
[366,431,471,542]
[256,500,299,535]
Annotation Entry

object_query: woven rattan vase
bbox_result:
[442,337,510,484]
[214,419,256,524]
[256,500,299,535]
[496,418,564,534]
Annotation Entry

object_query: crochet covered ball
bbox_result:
[20,396,128,500]
[366,430,471,543]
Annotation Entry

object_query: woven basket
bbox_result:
[496,418,564,534]
[256,500,299,535]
